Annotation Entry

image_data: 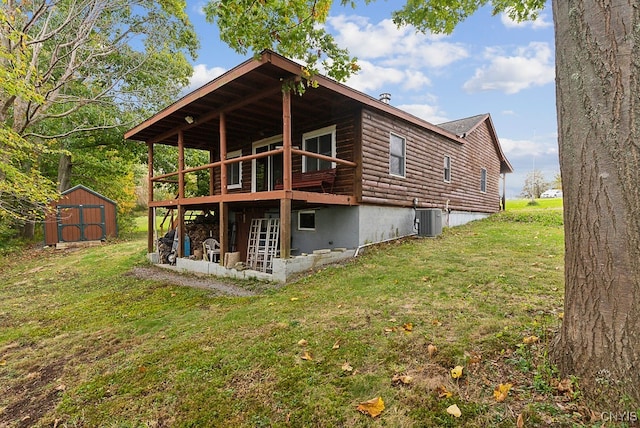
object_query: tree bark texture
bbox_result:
[57,153,72,192]
[552,0,640,407]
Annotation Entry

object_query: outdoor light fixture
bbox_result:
[184,115,194,124]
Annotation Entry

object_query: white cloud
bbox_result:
[398,103,449,124]
[500,12,553,29]
[327,15,468,69]
[500,136,558,158]
[187,64,227,92]
[344,60,431,93]
[192,1,206,16]
[463,42,554,94]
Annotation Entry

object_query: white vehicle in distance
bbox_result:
[540,189,563,198]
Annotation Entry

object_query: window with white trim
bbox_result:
[389,133,406,177]
[298,210,316,230]
[302,125,336,172]
[480,168,487,193]
[226,150,242,189]
[443,155,451,182]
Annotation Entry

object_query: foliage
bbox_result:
[520,169,549,199]
[0,0,198,229]
[204,0,359,82]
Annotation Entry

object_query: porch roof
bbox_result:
[124,50,464,150]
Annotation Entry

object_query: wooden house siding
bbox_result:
[360,109,501,212]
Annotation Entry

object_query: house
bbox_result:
[125,50,512,281]
[43,184,118,246]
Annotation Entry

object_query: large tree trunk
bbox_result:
[57,153,72,192]
[552,0,640,408]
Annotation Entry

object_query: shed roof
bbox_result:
[60,184,117,205]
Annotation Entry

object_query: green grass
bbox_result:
[506,197,564,211]
[0,201,602,427]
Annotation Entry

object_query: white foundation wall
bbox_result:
[357,205,417,245]
[443,210,490,227]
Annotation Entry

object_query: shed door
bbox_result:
[57,204,106,242]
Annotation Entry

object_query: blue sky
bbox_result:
[184,1,558,198]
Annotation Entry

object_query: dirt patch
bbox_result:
[1,360,66,428]
[126,266,257,297]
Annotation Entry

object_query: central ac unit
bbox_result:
[416,209,443,237]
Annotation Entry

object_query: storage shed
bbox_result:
[43,185,118,246]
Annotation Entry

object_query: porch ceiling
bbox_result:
[126,61,357,151]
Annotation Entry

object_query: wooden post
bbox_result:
[209,149,215,196]
[280,198,291,259]
[219,113,227,196]
[177,130,185,257]
[218,113,227,264]
[147,142,154,253]
[219,201,228,265]
[282,90,292,191]
[280,89,292,258]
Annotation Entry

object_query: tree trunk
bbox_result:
[57,153,72,192]
[552,0,640,408]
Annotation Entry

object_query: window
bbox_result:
[389,133,406,177]
[252,136,283,192]
[298,210,316,230]
[443,155,451,182]
[226,150,242,189]
[303,125,336,172]
[480,168,487,193]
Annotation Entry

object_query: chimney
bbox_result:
[379,93,391,104]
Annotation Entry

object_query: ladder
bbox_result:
[246,218,280,273]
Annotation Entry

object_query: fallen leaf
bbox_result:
[55,384,66,392]
[332,340,340,349]
[558,312,564,319]
[388,317,397,322]
[392,374,413,385]
[554,378,574,395]
[427,344,437,357]
[290,297,299,301]
[402,322,413,332]
[384,327,396,333]
[138,366,147,373]
[517,413,525,428]
[432,319,442,326]
[437,385,453,398]
[0,360,6,366]
[466,351,482,364]
[356,396,385,418]
[301,351,313,361]
[446,404,462,418]
[450,365,464,379]
[523,335,539,344]
[493,383,512,402]
[342,362,353,372]
[297,339,308,346]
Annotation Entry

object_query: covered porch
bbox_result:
[125,51,361,270]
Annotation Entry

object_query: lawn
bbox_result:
[0,198,605,427]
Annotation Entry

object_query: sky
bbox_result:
[183,0,558,198]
